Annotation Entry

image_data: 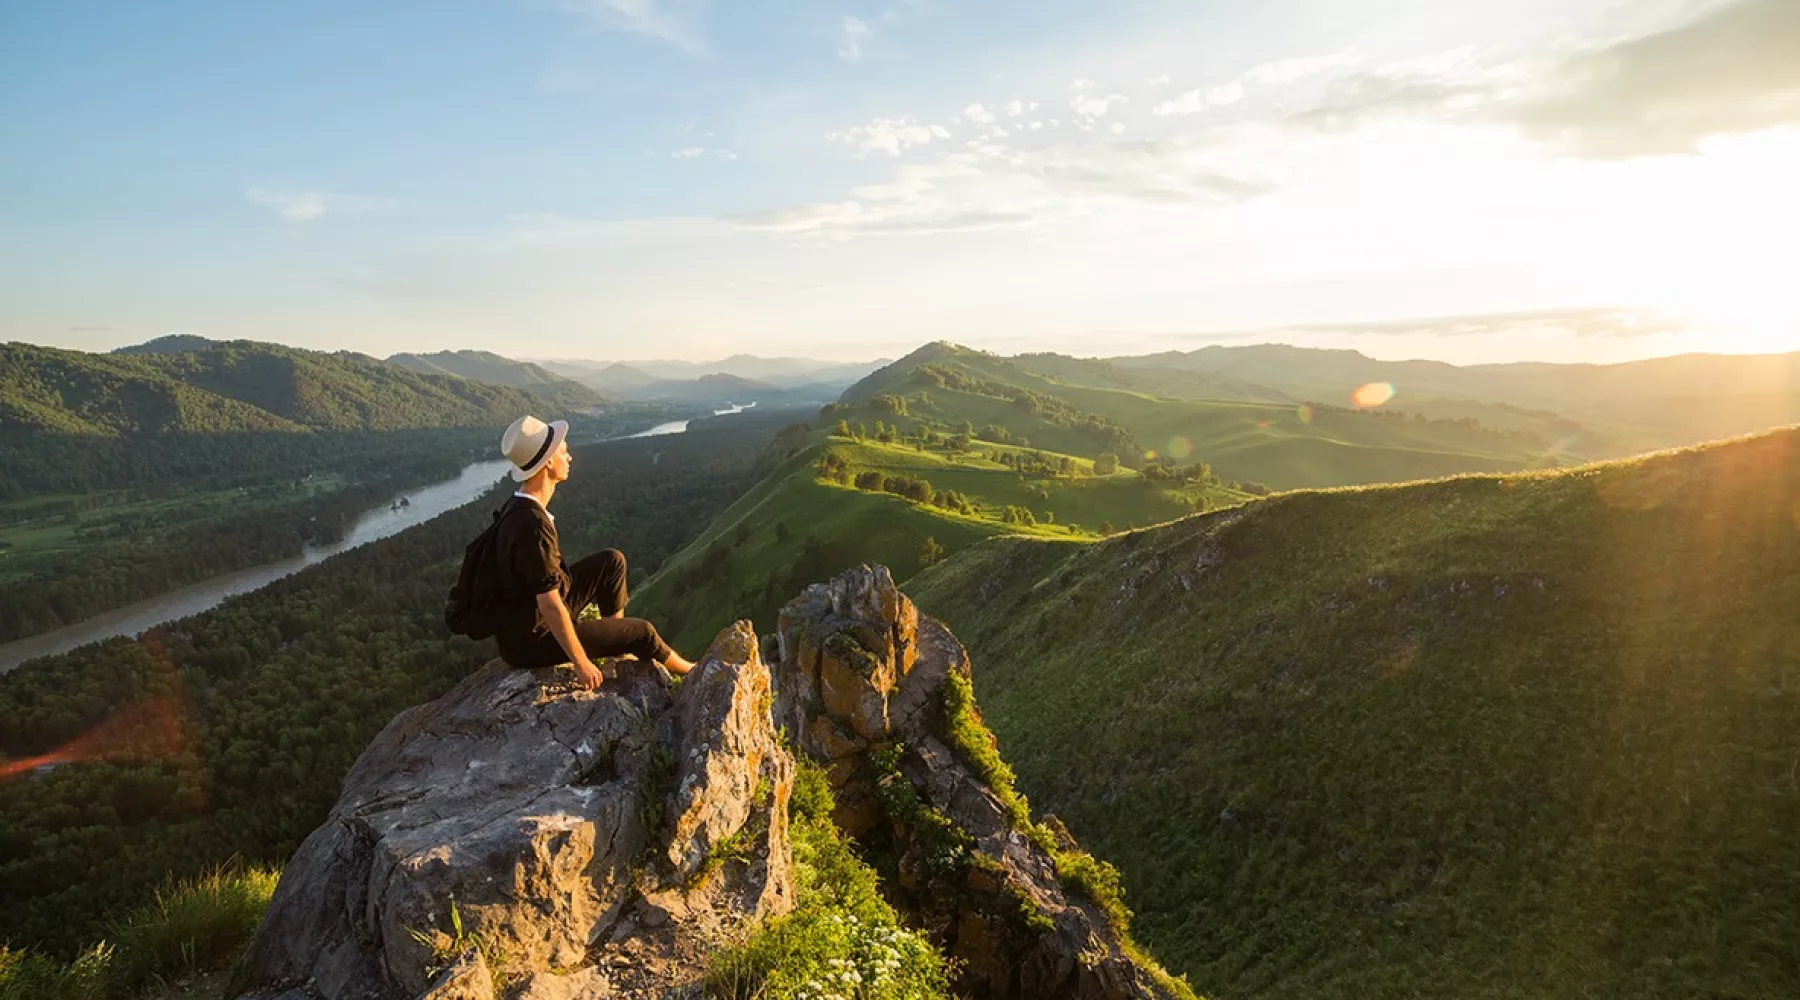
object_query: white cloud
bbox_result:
[964,103,997,124]
[1070,77,1096,92]
[1003,99,1026,117]
[1153,82,1244,116]
[1028,121,1044,131]
[561,0,705,53]
[1109,122,1126,135]
[1512,0,1800,158]
[1243,52,1363,86]
[828,115,951,156]
[671,146,737,160]
[733,132,1270,239]
[245,188,395,222]
[839,15,872,62]
[1071,92,1129,118]
[1147,72,1172,87]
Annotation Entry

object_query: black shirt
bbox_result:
[491,495,569,637]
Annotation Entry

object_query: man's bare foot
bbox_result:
[662,652,696,676]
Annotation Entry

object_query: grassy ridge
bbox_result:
[846,344,1567,489]
[909,427,1800,999]
[632,433,1248,654]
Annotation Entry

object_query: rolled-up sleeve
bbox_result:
[511,519,563,596]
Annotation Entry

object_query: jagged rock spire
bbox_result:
[773,564,1184,1000]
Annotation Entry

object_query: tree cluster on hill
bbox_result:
[1303,398,1552,449]
[0,418,785,956]
[1140,458,1217,485]
[814,450,979,517]
[909,363,1139,457]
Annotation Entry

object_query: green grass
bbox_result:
[634,436,1245,655]
[0,865,278,1000]
[706,758,956,1000]
[936,671,1199,1000]
[909,426,1800,1000]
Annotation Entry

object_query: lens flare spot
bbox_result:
[1256,420,1272,428]
[1167,436,1193,460]
[1792,498,1800,532]
[1296,404,1314,424]
[0,697,188,783]
[1353,382,1396,408]
[1144,449,1159,460]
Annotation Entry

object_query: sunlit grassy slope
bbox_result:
[908,426,1800,1000]
[844,343,1565,490]
[632,435,1248,654]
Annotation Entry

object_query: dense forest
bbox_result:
[0,432,483,643]
[0,340,581,436]
[0,408,801,954]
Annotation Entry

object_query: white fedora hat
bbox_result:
[500,415,569,482]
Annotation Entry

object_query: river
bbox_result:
[0,403,760,673]
[623,401,756,438]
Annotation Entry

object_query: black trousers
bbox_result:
[496,550,675,670]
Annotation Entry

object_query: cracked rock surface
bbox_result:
[236,621,791,1000]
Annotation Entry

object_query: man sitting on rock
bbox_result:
[491,415,695,688]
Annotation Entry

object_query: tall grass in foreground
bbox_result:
[0,865,278,1000]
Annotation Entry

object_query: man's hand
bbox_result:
[572,659,604,690]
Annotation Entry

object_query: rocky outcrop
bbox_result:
[236,620,791,1000]
[237,568,1182,1000]
[773,565,1179,1000]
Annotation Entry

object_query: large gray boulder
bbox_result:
[237,621,792,1000]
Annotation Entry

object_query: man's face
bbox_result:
[547,440,572,483]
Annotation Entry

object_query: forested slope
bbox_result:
[909,427,1800,999]
[0,412,792,954]
[384,349,602,410]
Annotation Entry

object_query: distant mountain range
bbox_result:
[544,354,891,388]
[537,355,882,407]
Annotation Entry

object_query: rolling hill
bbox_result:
[907,427,1800,1000]
[384,349,603,410]
[3,340,547,436]
[1111,343,1800,452]
[838,342,1566,490]
[630,424,1252,655]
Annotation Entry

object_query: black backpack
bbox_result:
[445,497,526,640]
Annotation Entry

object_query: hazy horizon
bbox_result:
[11,308,1800,370]
[4,0,1796,365]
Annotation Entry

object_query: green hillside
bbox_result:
[1112,343,1800,454]
[632,427,1250,654]
[838,342,1564,490]
[385,349,603,410]
[3,341,548,436]
[908,427,1800,999]
[0,343,305,436]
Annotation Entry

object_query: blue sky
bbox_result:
[3,0,1797,363]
